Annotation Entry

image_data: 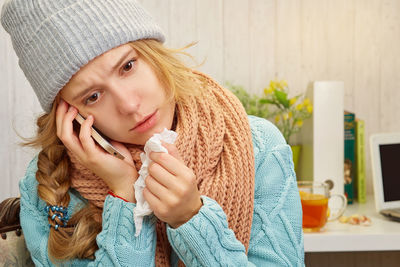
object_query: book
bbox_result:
[344,111,356,204]
[355,119,367,203]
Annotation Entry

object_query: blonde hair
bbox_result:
[23,39,206,261]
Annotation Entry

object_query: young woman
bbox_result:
[1,0,304,266]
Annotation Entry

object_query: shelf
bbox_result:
[304,195,400,252]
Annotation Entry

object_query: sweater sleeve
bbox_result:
[91,196,157,266]
[166,116,304,267]
[166,196,253,267]
[247,145,304,266]
[19,157,157,267]
[248,116,304,266]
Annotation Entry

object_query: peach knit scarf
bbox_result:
[68,72,255,266]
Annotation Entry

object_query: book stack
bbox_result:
[344,111,367,204]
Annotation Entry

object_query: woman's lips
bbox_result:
[131,111,158,133]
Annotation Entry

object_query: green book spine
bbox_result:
[356,119,367,203]
[344,111,355,204]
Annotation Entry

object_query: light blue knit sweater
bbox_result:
[19,116,304,266]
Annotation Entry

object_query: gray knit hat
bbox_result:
[1,0,165,112]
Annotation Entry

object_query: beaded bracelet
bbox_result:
[44,205,70,230]
[108,191,129,202]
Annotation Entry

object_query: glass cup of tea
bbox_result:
[298,181,347,232]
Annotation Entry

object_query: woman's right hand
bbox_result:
[56,99,138,202]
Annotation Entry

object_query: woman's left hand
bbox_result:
[143,143,203,228]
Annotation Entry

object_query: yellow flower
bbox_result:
[307,105,313,113]
[296,103,304,110]
[283,113,289,120]
[279,80,288,88]
[275,115,280,123]
[276,80,288,90]
[303,98,310,106]
[264,87,274,95]
[289,97,297,106]
[270,81,277,90]
[296,120,303,127]
[288,111,293,118]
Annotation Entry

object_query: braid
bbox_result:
[36,143,70,210]
[36,137,73,255]
[24,96,102,261]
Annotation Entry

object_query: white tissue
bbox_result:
[133,128,178,236]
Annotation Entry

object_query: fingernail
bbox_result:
[68,106,75,112]
[87,115,95,123]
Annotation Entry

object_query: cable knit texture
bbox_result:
[20,116,304,266]
[167,116,305,266]
[67,72,255,266]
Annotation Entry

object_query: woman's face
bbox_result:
[60,43,175,145]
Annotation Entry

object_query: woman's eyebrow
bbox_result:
[71,49,134,101]
[110,49,133,73]
[72,86,95,101]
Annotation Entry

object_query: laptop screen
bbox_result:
[379,144,400,202]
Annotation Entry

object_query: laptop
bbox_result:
[370,133,400,222]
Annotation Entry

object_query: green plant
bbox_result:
[261,80,312,144]
[227,80,313,145]
[226,82,270,118]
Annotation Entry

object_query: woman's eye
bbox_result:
[85,92,100,105]
[122,59,135,72]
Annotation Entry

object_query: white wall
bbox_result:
[1,0,400,200]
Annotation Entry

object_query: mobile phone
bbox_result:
[74,113,125,160]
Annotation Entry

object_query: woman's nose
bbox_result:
[118,98,139,115]
[112,84,140,115]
